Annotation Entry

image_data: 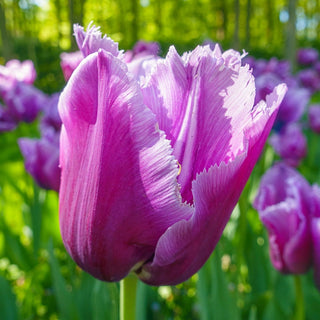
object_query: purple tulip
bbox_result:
[269,123,307,167]
[124,40,160,63]
[254,163,313,274]
[246,57,291,80]
[19,128,60,192]
[0,106,17,132]
[308,105,320,134]
[0,60,36,99]
[255,73,282,104]
[298,68,320,93]
[276,86,310,125]
[40,92,62,133]
[58,24,286,285]
[60,51,84,81]
[297,48,319,66]
[3,82,46,123]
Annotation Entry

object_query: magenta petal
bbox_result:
[58,49,192,282]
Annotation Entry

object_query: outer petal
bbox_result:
[58,49,192,282]
[141,45,267,203]
[138,85,285,285]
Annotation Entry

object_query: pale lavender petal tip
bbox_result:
[73,23,120,58]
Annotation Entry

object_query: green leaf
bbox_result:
[197,246,240,320]
[0,275,18,320]
[48,241,78,320]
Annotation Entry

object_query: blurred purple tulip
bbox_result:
[0,104,17,132]
[269,123,307,167]
[298,68,320,93]
[255,73,308,128]
[297,48,319,66]
[254,163,313,274]
[276,86,310,124]
[308,104,320,134]
[124,40,160,63]
[255,163,320,290]
[19,128,60,192]
[0,59,36,96]
[58,24,286,285]
[3,82,46,123]
[40,92,62,133]
[246,56,291,80]
[60,51,83,81]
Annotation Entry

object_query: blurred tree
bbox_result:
[233,0,240,49]
[0,0,12,60]
[68,0,86,49]
[245,0,252,48]
[286,0,297,68]
[130,0,139,44]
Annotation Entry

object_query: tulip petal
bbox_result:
[58,49,192,282]
[74,23,120,58]
[138,86,285,285]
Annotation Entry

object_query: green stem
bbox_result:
[120,275,138,320]
[294,275,305,320]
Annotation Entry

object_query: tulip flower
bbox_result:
[3,82,46,123]
[60,51,83,81]
[254,163,313,274]
[40,92,62,132]
[298,68,320,93]
[308,104,320,134]
[0,104,17,132]
[19,127,60,192]
[269,123,307,167]
[255,163,320,292]
[58,24,286,285]
[0,59,36,97]
[297,48,319,66]
[123,40,160,63]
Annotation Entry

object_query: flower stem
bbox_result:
[294,275,305,320]
[120,275,138,320]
